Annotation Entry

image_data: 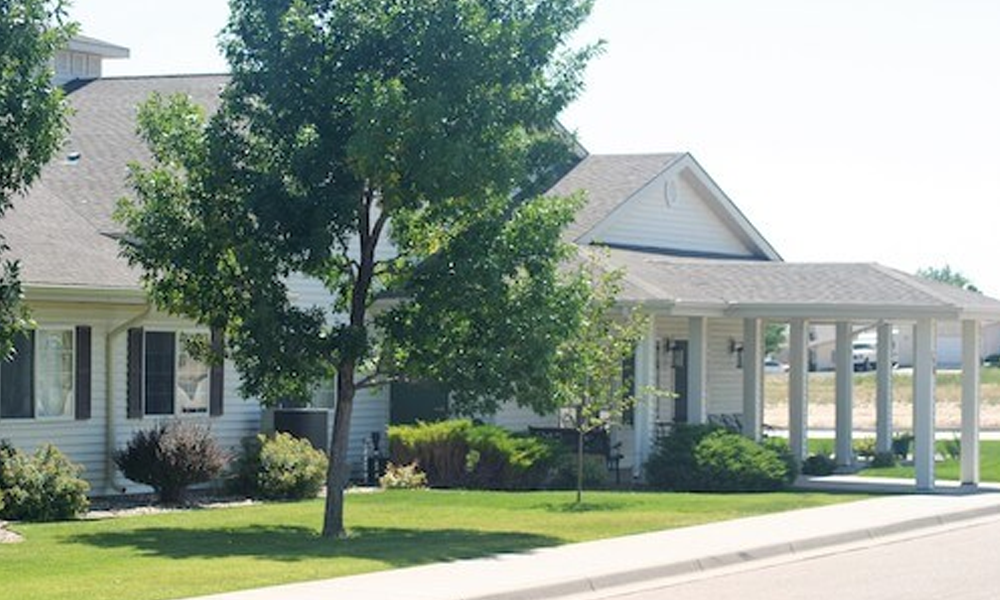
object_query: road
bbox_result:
[585,517,1000,600]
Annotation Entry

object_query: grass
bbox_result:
[859,440,1000,482]
[0,489,867,600]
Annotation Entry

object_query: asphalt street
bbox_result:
[576,516,1000,600]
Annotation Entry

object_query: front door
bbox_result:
[672,341,689,423]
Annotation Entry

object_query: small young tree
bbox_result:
[0,1,75,353]
[550,264,647,503]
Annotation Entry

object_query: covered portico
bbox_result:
[609,248,1000,490]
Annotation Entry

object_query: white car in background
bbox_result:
[764,358,788,373]
[852,342,877,371]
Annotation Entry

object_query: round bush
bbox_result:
[645,424,792,492]
[232,433,328,500]
[801,453,837,476]
[114,420,227,504]
[0,442,89,521]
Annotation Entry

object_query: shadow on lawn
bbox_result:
[66,525,560,566]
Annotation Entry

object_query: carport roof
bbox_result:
[598,247,1000,322]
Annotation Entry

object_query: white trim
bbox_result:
[835,322,854,467]
[961,320,980,486]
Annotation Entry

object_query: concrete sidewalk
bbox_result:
[184,483,1000,600]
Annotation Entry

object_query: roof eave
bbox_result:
[25,284,148,305]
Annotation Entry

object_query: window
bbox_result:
[177,332,210,414]
[36,330,74,418]
[142,331,210,416]
[128,328,222,419]
[0,328,86,420]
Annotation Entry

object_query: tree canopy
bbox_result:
[0,0,75,353]
[916,265,979,293]
[118,0,599,537]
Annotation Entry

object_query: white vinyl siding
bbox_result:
[652,317,745,420]
[0,307,108,491]
[584,169,754,257]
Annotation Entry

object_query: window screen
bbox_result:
[145,332,176,415]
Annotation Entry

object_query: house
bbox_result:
[3,36,998,495]
[487,153,1000,491]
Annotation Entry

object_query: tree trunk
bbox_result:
[322,362,356,538]
[320,187,383,538]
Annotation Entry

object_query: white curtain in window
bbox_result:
[177,332,209,413]
[36,330,73,417]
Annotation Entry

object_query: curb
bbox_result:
[469,500,1000,600]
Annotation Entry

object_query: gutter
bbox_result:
[103,303,152,494]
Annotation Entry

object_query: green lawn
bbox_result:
[860,440,1000,481]
[0,489,867,600]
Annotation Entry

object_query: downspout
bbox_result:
[103,304,152,494]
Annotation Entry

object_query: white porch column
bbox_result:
[742,318,763,441]
[788,319,809,462]
[913,318,937,491]
[632,316,657,478]
[961,320,981,487]
[875,321,894,454]
[835,321,854,467]
[687,317,708,425]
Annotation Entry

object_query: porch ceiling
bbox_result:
[599,247,1000,322]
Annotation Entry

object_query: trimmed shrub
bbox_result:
[388,420,554,489]
[943,437,962,461]
[801,453,837,476]
[853,438,877,460]
[645,424,793,492]
[892,432,914,460]
[231,433,328,500]
[763,437,799,485]
[0,442,89,521]
[379,462,428,489]
[643,423,719,491]
[870,451,897,468]
[545,452,608,490]
[115,420,227,504]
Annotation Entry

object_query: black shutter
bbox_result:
[209,328,224,416]
[0,332,34,419]
[75,326,92,420]
[127,327,144,419]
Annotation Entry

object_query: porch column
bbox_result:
[742,318,763,441]
[835,321,854,467]
[875,322,894,454]
[961,320,981,487]
[687,317,708,424]
[632,316,657,478]
[913,318,936,491]
[788,319,809,461]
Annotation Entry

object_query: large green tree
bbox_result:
[117,0,598,538]
[0,0,75,353]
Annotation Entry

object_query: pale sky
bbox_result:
[70,0,1000,295]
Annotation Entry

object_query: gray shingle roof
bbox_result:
[1,75,227,289]
[548,153,683,241]
[600,247,1000,320]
